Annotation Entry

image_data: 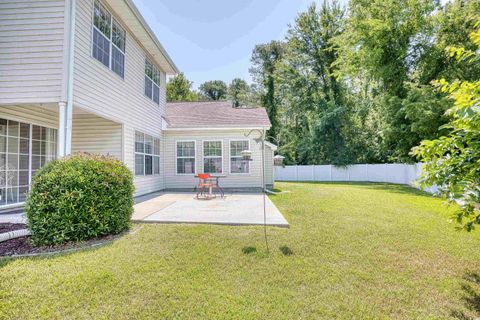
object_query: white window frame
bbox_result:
[0,118,57,207]
[175,140,196,175]
[90,0,126,79]
[144,57,161,104]
[202,140,223,174]
[229,139,250,175]
[134,131,161,177]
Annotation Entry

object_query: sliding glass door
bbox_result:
[0,118,57,206]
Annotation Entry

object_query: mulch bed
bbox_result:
[0,227,119,257]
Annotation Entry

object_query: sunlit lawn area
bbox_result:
[1,182,480,319]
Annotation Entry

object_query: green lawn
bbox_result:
[1,182,480,319]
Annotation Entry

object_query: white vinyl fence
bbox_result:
[274,163,438,193]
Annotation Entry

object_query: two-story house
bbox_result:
[0,0,275,210]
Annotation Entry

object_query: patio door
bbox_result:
[0,118,57,206]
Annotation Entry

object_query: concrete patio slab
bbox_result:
[133,192,289,228]
[132,200,175,220]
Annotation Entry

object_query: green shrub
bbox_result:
[26,153,135,245]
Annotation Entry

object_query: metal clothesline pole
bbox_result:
[245,129,269,253]
[261,128,269,253]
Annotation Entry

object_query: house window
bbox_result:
[0,118,57,206]
[176,141,195,174]
[230,140,249,174]
[92,0,126,78]
[203,141,222,174]
[135,131,160,176]
[145,59,160,104]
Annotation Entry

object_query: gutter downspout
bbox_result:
[59,0,76,157]
[65,0,76,155]
[161,117,166,190]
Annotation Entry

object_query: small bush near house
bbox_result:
[26,153,135,246]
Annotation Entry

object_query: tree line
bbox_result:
[167,0,480,167]
[167,74,257,106]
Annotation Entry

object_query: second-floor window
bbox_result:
[145,59,160,104]
[92,0,126,78]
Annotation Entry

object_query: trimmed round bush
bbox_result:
[26,153,135,245]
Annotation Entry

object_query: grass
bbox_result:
[1,182,480,319]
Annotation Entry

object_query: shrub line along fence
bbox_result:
[274,163,438,194]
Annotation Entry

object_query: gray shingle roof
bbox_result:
[165,101,271,129]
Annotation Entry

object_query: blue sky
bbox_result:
[132,0,325,89]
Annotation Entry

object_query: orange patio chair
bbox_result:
[196,173,214,199]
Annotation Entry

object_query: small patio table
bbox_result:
[195,174,226,199]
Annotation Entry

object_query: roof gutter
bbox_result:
[124,0,179,74]
[164,126,271,131]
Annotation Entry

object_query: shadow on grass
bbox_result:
[451,271,480,319]
[242,246,257,255]
[279,246,294,256]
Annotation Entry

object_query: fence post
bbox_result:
[329,165,333,181]
[312,165,315,181]
[295,165,299,181]
[405,164,410,185]
[365,164,369,181]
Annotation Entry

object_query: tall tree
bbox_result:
[336,0,439,162]
[275,1,349,165]
[246,0,480,166]
[417,0,480,84]
[228,78,250,107]
[166,73,199,102]
[413,22,480,230]
[199,80,227,101]
[250,40,284,141]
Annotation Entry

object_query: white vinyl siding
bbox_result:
[0,105,58,129]
[71,114,122,159]
[74,0,166,196]
[0,0,65,104]
[165,130,267,189]
[74,0,166,131]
